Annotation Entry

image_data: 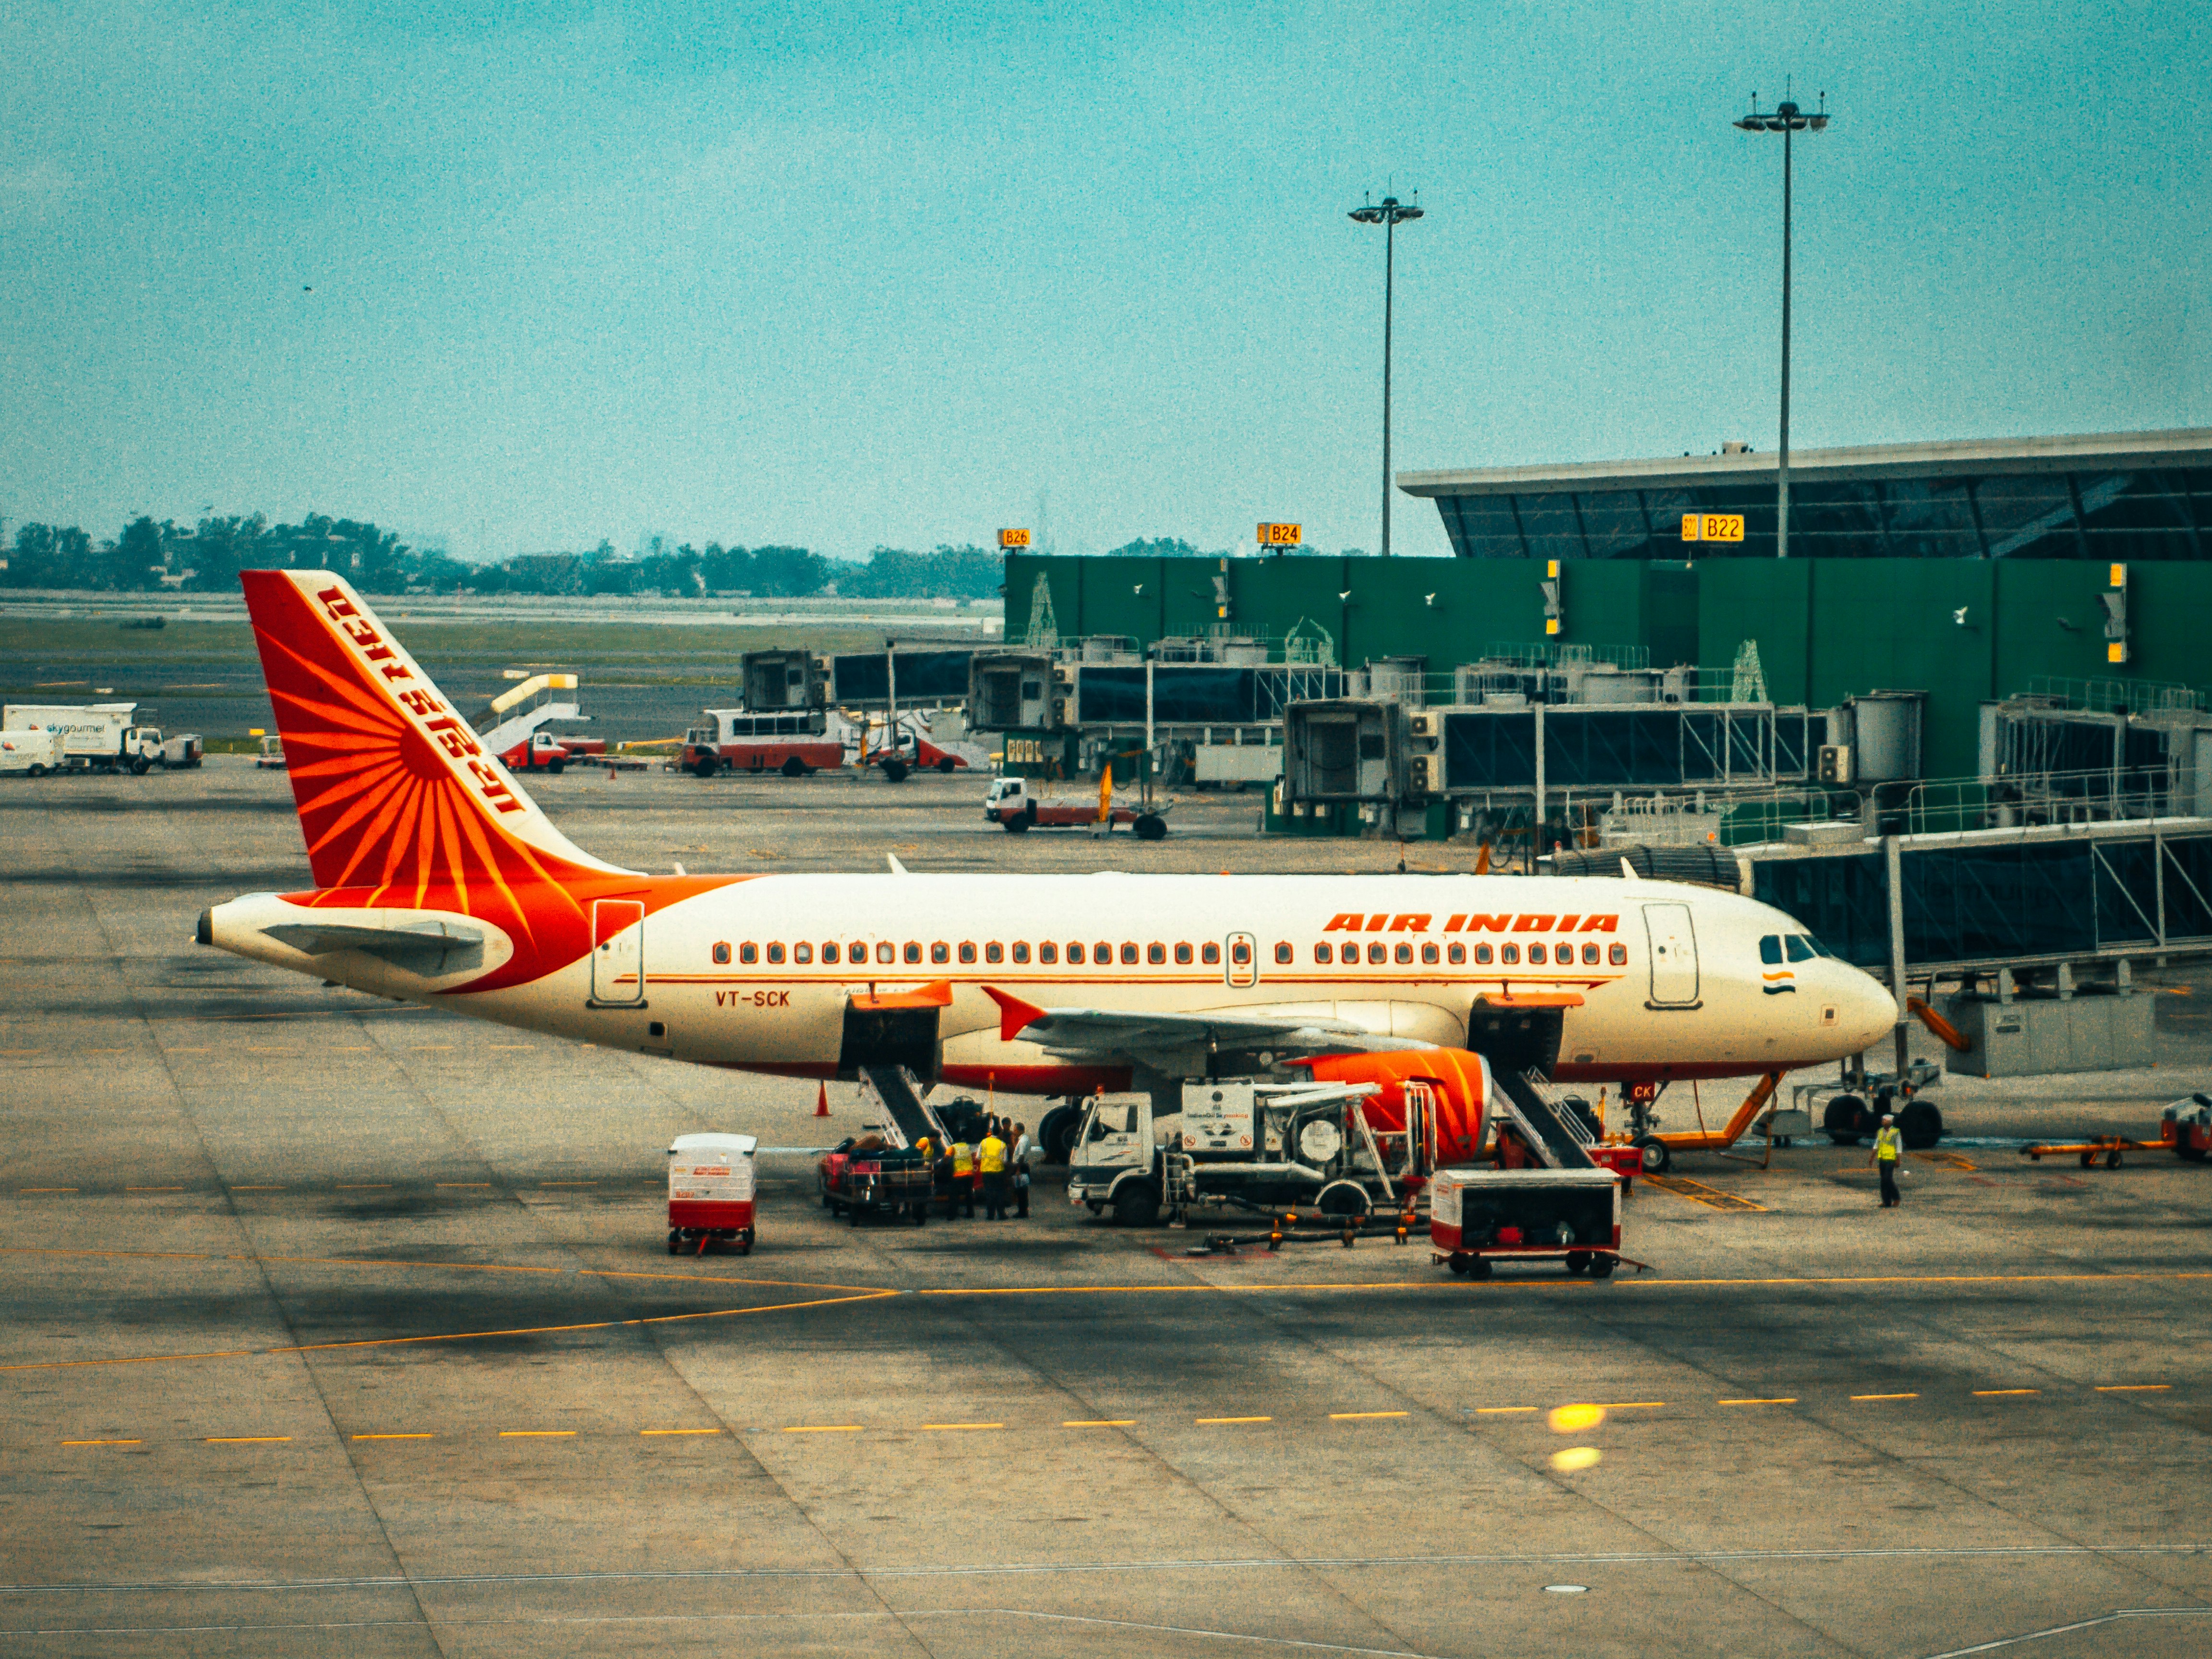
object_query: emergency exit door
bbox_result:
[591,899,646,1005]
[1643,902,1699,1007]
[1225,932,1258,988]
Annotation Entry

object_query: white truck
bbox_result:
[0,730,62,777]
[0,704,202,774]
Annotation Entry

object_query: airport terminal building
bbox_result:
[1400,428,2212,564]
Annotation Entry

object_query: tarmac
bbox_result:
[5,759,2212,1657]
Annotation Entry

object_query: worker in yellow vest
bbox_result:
[978,1125,1010,1219]
[1868,1113,1904,1208]
[950,1140,976,1217]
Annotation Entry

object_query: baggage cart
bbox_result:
[1430,1166,1643,1280]
[668,1131,758,1254]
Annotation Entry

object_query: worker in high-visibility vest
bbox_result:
[978,1126,1010,1219]
[1868,1113,1904,1208]
[950,1140,977,1217]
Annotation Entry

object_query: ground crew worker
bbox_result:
[1869,1113,1904,1207]
[978,1125,1010,1220]
[950,1139,976,1217]
[1010,1121,1033,1218]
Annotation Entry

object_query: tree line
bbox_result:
[0,514,1012,600]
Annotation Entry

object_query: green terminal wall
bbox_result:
[1005,554,2212,784]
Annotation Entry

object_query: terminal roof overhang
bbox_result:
[1398,427,2212,499]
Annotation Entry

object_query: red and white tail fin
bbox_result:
[241,571,632,892]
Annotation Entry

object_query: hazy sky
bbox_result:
[2,1,2205,562]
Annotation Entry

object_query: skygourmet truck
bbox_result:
[1,704,201,774]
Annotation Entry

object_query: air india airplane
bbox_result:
[200,572,1897,1166]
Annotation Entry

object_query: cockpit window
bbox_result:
[1759,935,1783,964]
[1785,935,1816,963]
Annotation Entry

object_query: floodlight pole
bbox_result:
[1735,94,1828,559]
[1349,193,1423,557]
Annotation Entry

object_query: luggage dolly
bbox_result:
[1433,1245,1653,1281]
[2021,1130,2176,1170]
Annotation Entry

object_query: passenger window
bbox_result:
[1231,940,1252,965]
[1066,943,1084,964]
[1148,943,1166,965]
[1120,943,1138,965]
[1527,944,1546,965]
[1557,939,1573,961]
[1609,943,1628,965]
[767,942,786,965]
[739,942,759,965]
[1097,941,1114,964]
[1010,942,1028,963]
[982,942,1000,963]
[1760,935,1783,964]
[1174,942,1193,965]
[959,942,977,964]
[1314,943,1333,964]
[1422,942,1440,965]
[1786,936,1815,963]
[1394,942,1413,964]
[1202,942,1221,965]
[1501,944,1520,965]
[930,942,949,964]
[1038,942,1056,964]
[1474,943,1492,964]
[1448,942,1466,965]
[712,942,731,965]
[1274,942,1293,964]
[1582,943,1599,965]
[905,942,924,964]
[795,942,813,964]
[1367,942,1385,965]
[821,942,839,965]
[875,941,894,964]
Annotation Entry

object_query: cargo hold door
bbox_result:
[590,899,646,1006]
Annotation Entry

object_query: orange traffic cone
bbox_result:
[815,1082,830,1118]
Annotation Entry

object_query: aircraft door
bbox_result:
[1643,902,1699,1007]
[1226,932,1258,988]
[591,900,647,1005]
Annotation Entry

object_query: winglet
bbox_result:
[981,984,1048,1043]
[886,854,909,875]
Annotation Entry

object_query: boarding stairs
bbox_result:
[479,673,589,756]
[1492,1069,1599,1170]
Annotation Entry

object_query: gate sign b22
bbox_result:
[1681,514,1745,543]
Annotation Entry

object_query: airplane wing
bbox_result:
[980,986,1432,1070]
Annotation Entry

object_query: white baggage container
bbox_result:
[668,1132,759,1255]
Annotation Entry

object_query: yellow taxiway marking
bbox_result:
[1973,1389,2041,1397]
[166,1047,211,1054]
[499,1431,576,1439]
[61,1439,140,1446]
[1852,1393,1918,1401]
[352,1433,432,1440]
[1,1049,45,1056]
[205,1436,291,1444]
[20,1188,77,1193]
[1330,1411,1408,1419]
[783,1425,862,1434]
[126,1186,184,1192]
[2097,1384,2170,1393]
[1063,1420,1137,1428]
[1474,1407,1538,1415]
[920,1422,1003,1431]
[1598,1402,1666,1409]
[640,1428,721,1436]
[1719,1398,1798,1406]
[1195,1416,1273,1425]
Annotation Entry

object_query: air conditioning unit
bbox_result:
[1407,711,1440,739]
[1817,744,1852,785]
[1408,755,1444,794]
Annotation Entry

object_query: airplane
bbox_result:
[199,570,1898,1170]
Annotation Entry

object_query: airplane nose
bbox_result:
[1853,973,1899,1051]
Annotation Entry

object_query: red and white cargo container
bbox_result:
[668,1131,758,1255]
[1429,1166,1626,1280]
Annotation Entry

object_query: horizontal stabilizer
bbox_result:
[261,919,485,974]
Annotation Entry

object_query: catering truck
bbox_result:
[0,704,201,774]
